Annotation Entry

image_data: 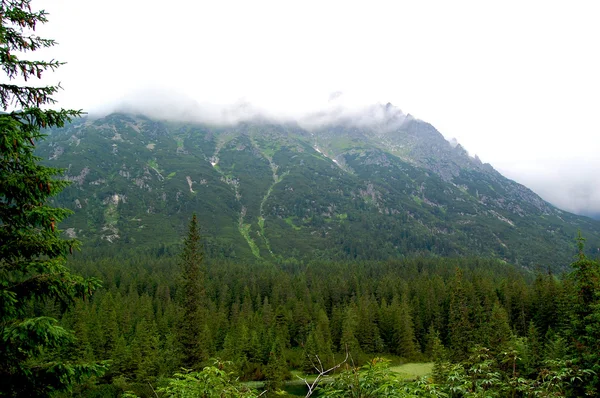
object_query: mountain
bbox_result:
[37,105,600,268]
[581,211,600,221]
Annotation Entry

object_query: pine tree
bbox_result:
[0,1,104,395]
[532,269,560,334]
[97,292,119,358]
[263,337,288,394]
[177,213,206,368]
[355,295,383,353]
[428,326,448,384]
[567,233,600,393]
[486,302,512,353]
[302,309,334,372]
[340,304,361,356]
[394,295,419,360]
[447,268,474,360]
[523,321,541,376]
[132,318,160,382]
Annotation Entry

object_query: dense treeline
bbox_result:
[55,248,598,397]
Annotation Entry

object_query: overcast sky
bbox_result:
[34,0,600,216]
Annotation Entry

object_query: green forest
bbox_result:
[55,235,600,397]
[2,1,600,397]
[6,209,600,397]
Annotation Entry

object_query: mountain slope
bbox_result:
[37,108,600,268]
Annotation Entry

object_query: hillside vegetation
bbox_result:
[37,111,600,269]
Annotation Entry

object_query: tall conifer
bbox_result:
[177,214,206,368]
[0,1,104,395]
[567,233,600,393]
[447,268,473,360]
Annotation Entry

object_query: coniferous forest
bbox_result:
[55,234,600,397]
[2,1,600,397]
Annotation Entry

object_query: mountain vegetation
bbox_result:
[35,111,600,270]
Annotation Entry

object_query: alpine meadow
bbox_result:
[2,1,600,397]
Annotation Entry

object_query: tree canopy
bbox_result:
[0,1,104,396]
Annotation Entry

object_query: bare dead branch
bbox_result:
[301,347,350,398]
[147,382,159,398]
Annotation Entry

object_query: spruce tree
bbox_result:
[264,337,288,393]
[340,304,361,356]
[428,326,448,384]
[177,213,206,368]
[302,309,334,372]
[523,321,541,376]
[394,295,418,360]
[567,233,600,393]
[0,1,104,395]
[447,268,474,360]
[486,302,512,353]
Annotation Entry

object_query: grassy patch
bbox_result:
[280,363,433,396]
[389,362,433,380]
[285,217,302,231]
[330,137,360,151]
[239,222,260,258]
[147,159,160,170]
[104,203,118,226]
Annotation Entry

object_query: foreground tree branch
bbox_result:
[300,348,349,398]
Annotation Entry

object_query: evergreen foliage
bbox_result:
[447,268,474,360]
[177,213,206,369]
[0,1,104,395]
[16,230,594,396]
[52,253,596,395]
[566,232,600,393]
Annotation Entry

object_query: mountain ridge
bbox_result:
[38,106,600,268]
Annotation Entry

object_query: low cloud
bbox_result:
[90,88,268,125]
[91,88,410,132]
[91,88,600,219]
[498,158,600,218]
[299,99,410,132]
